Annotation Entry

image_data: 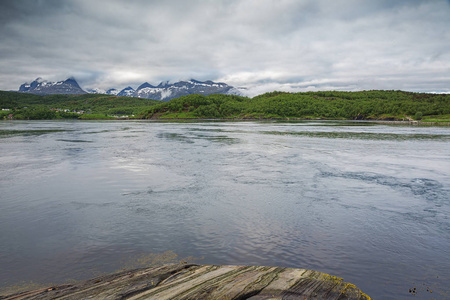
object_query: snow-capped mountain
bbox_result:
[19,78,86,95]
[86,88,106,94]
[89,79,235,100]
[18,78,238,100]
[133,79,234,101]
[76,87,121,96]
[106,88,119,95]
[117,86,136,97]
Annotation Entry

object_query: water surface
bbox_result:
[0,120,449,299]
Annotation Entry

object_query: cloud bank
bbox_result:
[0,0,449,96]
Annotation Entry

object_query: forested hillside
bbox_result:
[139,90,450,122]
[1,90,449,122]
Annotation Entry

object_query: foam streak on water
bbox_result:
[0,120,449,299]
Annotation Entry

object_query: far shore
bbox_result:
[4,117,449,126]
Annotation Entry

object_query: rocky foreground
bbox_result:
[1,263,371,300]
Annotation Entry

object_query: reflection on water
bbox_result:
[0,120,449,299]
[0,129,68,136]
[56,139,93,143]
[262,130,450,140]
[157,131,240,145]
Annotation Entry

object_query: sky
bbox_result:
[0,0,449,96]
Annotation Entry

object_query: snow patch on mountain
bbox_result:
[106,88,119,95]
[86,88,106,94]
[117,86,136,97]
[160,89,172,100]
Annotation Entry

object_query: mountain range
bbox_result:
[18,77,239,101]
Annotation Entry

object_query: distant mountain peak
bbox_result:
[64,77,82,88]
[117,86,136,97]
[157,81,171,88]
[64,77,76,82]
[137,82,156,90]
[18,77,86,95]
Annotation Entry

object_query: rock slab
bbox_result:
[1,264,371,300]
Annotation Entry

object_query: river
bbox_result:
[0,120,449,299]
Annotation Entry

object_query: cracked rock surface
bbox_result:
[1,264,371,300]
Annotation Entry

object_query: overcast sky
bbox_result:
[1,0,449,95]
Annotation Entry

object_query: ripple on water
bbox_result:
[0,120,449,300]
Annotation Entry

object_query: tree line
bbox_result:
[139,90,450,122]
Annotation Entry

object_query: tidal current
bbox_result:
[0,120,449,299]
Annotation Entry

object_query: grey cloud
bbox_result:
[0,0,449,94]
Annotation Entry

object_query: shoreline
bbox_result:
[2,118,450,126]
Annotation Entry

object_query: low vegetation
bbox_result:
[139,90,450,122]
[140,91,450,122]
[0,91,160,120]
[1,90,449,123]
